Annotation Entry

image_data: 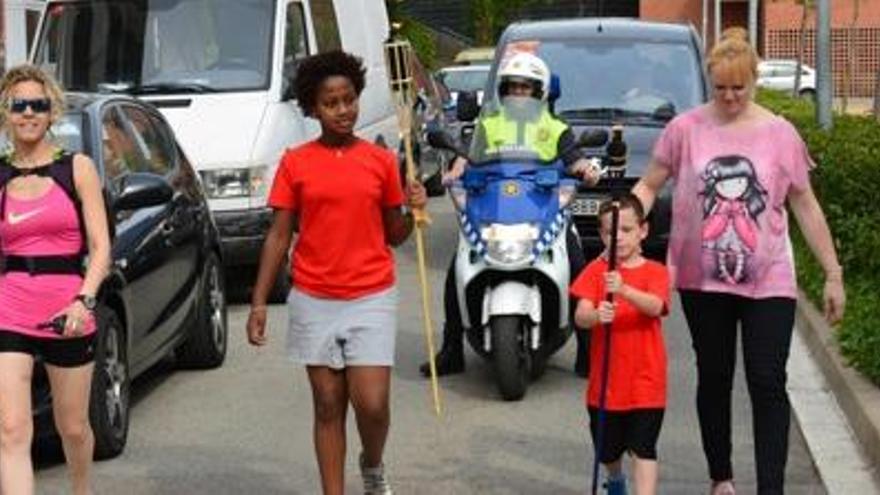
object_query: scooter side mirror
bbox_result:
[578,129,609,148]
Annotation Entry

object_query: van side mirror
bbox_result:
[456,91,480,122]
[113,173,173,211]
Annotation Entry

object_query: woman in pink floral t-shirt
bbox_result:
[633,36,845,495]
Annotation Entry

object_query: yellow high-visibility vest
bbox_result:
[480,109,567,161]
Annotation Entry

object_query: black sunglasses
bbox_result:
[8,98,52,114]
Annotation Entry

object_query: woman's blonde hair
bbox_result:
[0,64,66,127]
[720,26,749,43]
[707,34,760,85]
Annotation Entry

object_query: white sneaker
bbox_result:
[360,453,393,495]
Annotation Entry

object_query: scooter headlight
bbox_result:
[480,223,540,265]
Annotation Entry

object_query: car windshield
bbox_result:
[438,67,490,93]
[33,0,275,93]
[493,39,704,125]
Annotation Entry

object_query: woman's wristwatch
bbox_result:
[75,293,98,311]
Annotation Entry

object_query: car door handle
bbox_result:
[161,220,175,235]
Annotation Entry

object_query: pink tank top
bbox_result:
[0,180,96,338]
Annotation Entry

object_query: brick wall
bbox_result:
[641,0,704,32]
[765,0,880,97]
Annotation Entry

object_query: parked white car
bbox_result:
[436,64,491,105]
[757,59,816,97]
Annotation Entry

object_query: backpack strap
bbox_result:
[0,156,17,224]
[48,153,87,254]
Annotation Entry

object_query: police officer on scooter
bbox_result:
[421,52,601,378]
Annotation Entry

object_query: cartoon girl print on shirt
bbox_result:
[700,155,768,285]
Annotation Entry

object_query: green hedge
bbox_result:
[756,89,880,385]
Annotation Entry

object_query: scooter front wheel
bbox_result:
[490,315,530,401]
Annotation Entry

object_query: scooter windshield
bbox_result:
[468,98,557,165]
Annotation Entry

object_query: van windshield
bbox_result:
[494,39,704,125]
[34,0,275,93]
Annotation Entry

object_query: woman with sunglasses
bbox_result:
[0,64,111,495]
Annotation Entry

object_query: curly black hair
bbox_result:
[292,50,366,117]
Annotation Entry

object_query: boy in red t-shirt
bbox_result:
[570,192,670,495]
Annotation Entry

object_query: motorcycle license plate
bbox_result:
[571,196,604,217]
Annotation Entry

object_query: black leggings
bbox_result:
[679,290,796,495]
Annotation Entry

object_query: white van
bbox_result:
[31,0,400,300]
[3,0,45,70]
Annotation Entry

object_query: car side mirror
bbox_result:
[456,91,480,122]
[413,91,428,113]
[113,173,173,211]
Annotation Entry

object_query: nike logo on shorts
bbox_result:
[6,208,45,225]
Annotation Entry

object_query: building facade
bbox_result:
[640,0,880,97]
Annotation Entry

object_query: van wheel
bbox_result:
[90,307,130,460]
[177,252,228,368]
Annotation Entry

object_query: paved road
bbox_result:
[35,199,825,494]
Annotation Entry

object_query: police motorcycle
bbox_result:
[428,97,609,400]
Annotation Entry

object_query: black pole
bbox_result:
[590,125,627,495]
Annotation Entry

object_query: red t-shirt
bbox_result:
[267,139,404,299]
[570,257,670,410]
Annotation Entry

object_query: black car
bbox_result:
[23,93,229,459]
[486,18,710,259]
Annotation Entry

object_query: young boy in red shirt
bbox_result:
[570,192,670,495]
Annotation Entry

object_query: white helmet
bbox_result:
[497,52,551,101]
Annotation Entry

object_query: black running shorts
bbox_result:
[0,330,96,367]
[588,407,665,463]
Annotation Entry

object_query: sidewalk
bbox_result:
[832,97,876,116]
[791,293,880,492]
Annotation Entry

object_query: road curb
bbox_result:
[795,291,880,479]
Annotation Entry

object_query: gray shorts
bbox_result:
[286,285,397,369]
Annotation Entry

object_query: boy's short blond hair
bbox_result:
[598,192,646,225]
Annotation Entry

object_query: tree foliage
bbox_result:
[386,0,438,68]
[470,0,546,45]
